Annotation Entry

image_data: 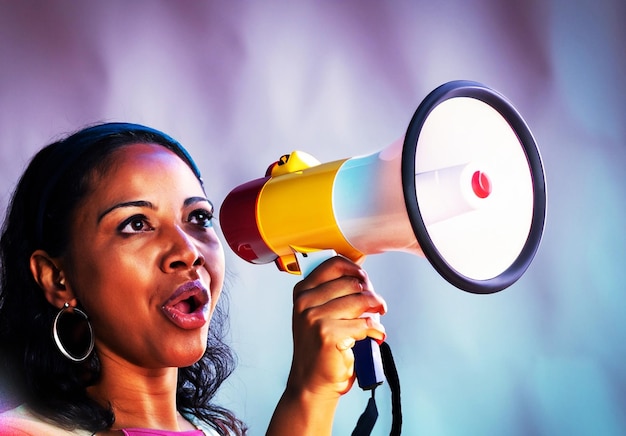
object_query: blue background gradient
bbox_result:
[1,1,624,434]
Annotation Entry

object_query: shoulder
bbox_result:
[0,404,91,436]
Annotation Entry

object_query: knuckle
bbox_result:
[318,322,340,347]
[293,295,309,315]
[343,275,364,293]
[301,306,320,329]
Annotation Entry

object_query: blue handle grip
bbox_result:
[354,338,385,390]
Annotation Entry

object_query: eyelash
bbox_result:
[187,208,214,228]
[117,209,213,235]
[118,214,153,234]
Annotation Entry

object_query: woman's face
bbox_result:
[61,143,224,369]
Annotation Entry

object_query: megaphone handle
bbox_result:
[295,250,385,391]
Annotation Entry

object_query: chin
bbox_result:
[176,341,208,368]
[158,327,209,368]
[178,355,205,368]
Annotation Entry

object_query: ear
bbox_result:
[29,250,77,309]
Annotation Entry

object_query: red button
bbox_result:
[471,171,492,198]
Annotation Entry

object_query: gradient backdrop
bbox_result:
[1,1,624,435]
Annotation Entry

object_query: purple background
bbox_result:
[1,1,624,434]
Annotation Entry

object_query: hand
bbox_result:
[288,256,387,400]
[267,256,387,435]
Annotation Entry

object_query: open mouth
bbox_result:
[161,280,210,329]
[171,294,203,314]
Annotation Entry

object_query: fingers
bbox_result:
[332,316,387,351]
[292,255,387,348]
[298,292,387,337]
[294,255,368,294]
[293,256,387,317]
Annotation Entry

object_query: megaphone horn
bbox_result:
[220,80,546,295]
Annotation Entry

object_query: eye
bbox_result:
[187,208,213,228]
[118,215,154,234]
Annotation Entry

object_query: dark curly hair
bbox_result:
[0,123,246,435]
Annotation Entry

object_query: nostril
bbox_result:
[168,260,187,270]
[167,255,203,272]
[193,254,205,267]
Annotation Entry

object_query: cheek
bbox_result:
[209,263,225,307]
[68,250,153,322]
[73,260,157,358]
[204,244,226,308]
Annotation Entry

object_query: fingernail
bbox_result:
[375,333,387,346]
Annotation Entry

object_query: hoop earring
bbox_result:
[52,302,95,362]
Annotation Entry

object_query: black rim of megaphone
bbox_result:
[402,80,546,294]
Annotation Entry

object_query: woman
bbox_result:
[0,123,387,435]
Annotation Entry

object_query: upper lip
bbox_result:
[162,279,210,312]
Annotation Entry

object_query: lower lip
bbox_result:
[161,305,209,330]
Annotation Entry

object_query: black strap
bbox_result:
[351,341,402,435]
[381,341,402,435]
[351,389,378,436]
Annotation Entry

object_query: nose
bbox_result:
[161,225,205,273]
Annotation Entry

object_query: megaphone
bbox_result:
[219,80,546,388]
[220,80,545,291]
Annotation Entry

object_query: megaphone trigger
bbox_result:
[293,249,338,277]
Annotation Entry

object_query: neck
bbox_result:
[88,350,188,431]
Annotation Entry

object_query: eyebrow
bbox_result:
[98,200,154,223]
[97,197,212,223]
[184,196,212,208]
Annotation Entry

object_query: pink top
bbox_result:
[0,405,216,435]
[122,429,205,436]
